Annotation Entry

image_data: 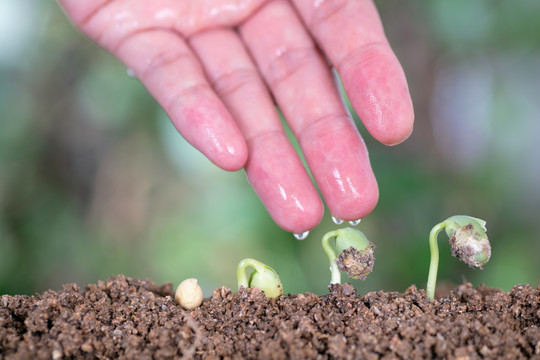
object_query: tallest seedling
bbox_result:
[426,215,491,300]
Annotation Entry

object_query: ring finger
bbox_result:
[189,29,324,233]
[240,0,379,222]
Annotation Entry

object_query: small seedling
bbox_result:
[426,215,491,300]
[322,227,375,285]
[175,278,203,310]
[237,258,283,298]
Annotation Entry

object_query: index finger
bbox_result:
[292,0,414,145]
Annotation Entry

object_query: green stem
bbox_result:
[426,221,448,300]
[237,258,264,290]
[322,230,342,284]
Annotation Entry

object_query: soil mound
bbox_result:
[1,275,538,359]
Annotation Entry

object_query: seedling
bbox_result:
[237,258,283,298]
[322,227,375,285]
[426,215,491,300]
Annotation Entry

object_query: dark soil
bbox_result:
[1,275,539,359]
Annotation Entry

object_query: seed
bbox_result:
[175,278,203,310]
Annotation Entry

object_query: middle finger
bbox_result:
[240,0,379,222]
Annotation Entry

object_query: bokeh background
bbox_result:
[1,0,539,296]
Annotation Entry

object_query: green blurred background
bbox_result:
[1,0,539,296]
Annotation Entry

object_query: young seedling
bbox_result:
[237,258,283,298]
[426,215,491,300]
[322,227,376,285]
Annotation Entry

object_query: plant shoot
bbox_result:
[322,227,375,285]
[237,258,283,298]
[426,215,491,300]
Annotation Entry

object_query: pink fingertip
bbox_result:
[245,136,323,233]
[342,49,414,146]
[202,124,248,172]
[170,96,248,172]
[327,175,379,222]
[211,139,248,172]
[303,123,379,222]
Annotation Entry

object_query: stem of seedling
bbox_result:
[322,230,343,284]
[236,258,253,290]
[426,221,448,301]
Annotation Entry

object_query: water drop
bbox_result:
[126,68,136,78]
[331,216,343,225]
[349,219,362,226]
[293,231,310,240]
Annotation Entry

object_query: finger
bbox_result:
[57,0,110,25]
[58,0,271,45]
[115,30,247,171]
[241,0,378,221]
[190,29,323,232]
[292,0,414,145]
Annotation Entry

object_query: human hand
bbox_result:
[58,0,414,234]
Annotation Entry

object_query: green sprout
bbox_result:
[426,215,491,300]
[322,227,375,285]
[237,258,283,298]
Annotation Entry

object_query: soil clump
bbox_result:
[1,275,539,359]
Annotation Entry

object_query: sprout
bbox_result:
[322,227,375,285]
[426,215,491,300]
[236,258,283,298]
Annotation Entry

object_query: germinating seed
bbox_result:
[175,278,203,310]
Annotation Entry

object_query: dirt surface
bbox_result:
[1,275,539,359]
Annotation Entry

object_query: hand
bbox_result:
[59,0,414,234]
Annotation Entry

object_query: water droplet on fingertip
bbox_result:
[293,231,310,240]
[331,216,343,225]
[349,219,362,226]
[126,68,136,78]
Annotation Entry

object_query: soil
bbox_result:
[1,275,539,359]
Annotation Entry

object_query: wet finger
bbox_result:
[190,29,323,232]
[115,30,247,171]
[59,0,272,43]
[292,0,414,145]
[57,0,110,26]
[241,0,379,221]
